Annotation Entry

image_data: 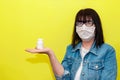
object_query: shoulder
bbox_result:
[100,43,115,50]
[64,44,76,57]
[99,43,116,55]
[66,44,73,50]
[65,44,74,54]
[66,42,82,51]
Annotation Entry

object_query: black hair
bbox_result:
[72,8,104,48]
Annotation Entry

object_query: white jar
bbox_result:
[36,38,44,49]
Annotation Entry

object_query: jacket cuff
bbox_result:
[55,70,70,80]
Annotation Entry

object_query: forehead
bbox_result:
[77,16,93,21]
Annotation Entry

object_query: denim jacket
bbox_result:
[55,42,117,80]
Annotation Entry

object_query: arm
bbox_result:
[25,48,64,77]
[101,47,117,80]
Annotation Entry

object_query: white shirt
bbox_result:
[74,47,89,80]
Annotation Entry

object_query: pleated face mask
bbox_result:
[76,24,95,41]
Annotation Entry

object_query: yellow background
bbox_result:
[0,0,120,80]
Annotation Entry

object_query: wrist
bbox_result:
[48,51,54,57]
[46,48,54,57]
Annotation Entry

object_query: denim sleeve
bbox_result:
[101,47,117,80]
[55,70,70,80]
[55,45,73,80]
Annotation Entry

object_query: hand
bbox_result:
[25,47,53,55]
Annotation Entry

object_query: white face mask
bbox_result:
[76,24,95,41]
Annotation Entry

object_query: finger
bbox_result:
[25,49,44,53]
[25,49,36,53]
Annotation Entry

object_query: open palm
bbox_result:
[25,48,52,54]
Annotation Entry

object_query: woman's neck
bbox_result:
[82,39,94,50]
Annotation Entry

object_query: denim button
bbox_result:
[95,65,98,69]
[83,61,87,66]
[84,60,86,63]
[81,72,85,76]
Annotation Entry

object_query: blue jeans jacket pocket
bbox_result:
[88,60,104,80]
[88,60,104,70]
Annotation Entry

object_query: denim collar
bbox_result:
[72,42,98,56]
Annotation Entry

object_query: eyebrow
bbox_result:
[81,19,93,21]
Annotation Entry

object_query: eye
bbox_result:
[76,21,83,24]
[86,20,93,23]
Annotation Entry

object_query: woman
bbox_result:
[26,8,117,80]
